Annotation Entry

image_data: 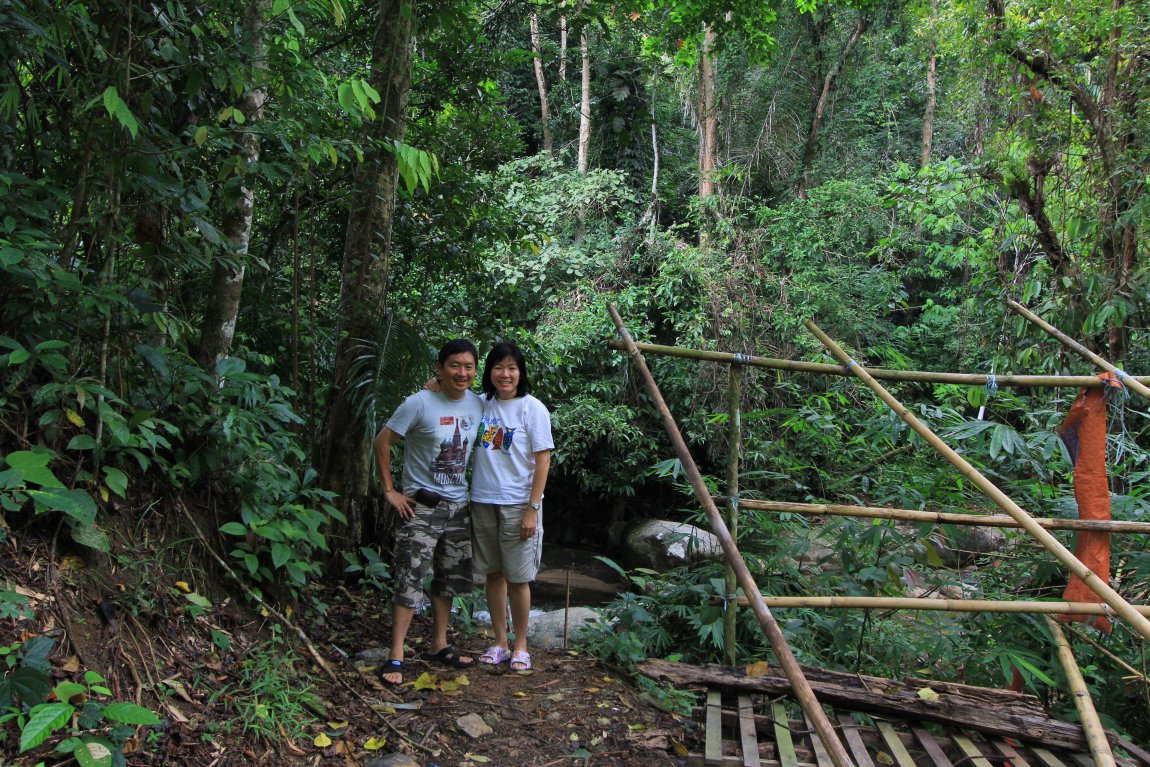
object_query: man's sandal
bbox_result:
[479,646,511,665]
[421,645,476,669]
[510,650,532,672]
[380,659,404,686]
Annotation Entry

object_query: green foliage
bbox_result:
[203,641,318,743]
[0,637,159,761]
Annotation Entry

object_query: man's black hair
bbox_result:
[481,342,531,400]
[437,339,478,366]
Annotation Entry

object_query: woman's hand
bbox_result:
[424,376,441,393]
[520,507,538,540]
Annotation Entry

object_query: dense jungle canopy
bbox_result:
[3,0,1150,762]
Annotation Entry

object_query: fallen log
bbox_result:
[638,658,1102,751]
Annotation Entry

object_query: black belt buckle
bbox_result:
[412,488,443,507]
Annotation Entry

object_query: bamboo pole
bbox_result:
[723,363,743,665]
[804,318,1150,642]
[724,498,1150,534]
[1045,617,1117,767]
[606,339,1150,388]
[608,304,856,767]
[1007,299,1150,402]
[719,595,1150,616]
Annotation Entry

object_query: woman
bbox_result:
[470,343,553,671]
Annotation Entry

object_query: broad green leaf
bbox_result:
[101,86,139,138]
[194,125,208,145]
[52,681,86,704]
[27,488,97,524]
[69,523,110,552]
[220,522,247,535]
[11,665,52,705]
[216,357,245,377]
[67,435,97,451]
[20,702,73,752]
[102,701,160,725]
[272,543,292,568]
[4,450,63,488]
[73,737,114,767]
[102,467,128,498]
[337,82,355,112]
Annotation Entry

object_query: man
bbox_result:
[374,339,483,685]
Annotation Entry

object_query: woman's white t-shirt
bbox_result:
[470,394,554,505]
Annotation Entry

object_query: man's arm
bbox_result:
[374,427,415,519]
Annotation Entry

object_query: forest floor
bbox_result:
[2,532,697,767]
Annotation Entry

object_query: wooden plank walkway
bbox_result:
[687,689,1150,767]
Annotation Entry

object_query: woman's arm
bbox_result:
[521,449,551,540]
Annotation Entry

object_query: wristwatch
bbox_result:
[529,502,541,511]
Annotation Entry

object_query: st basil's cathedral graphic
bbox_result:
[431,418,470,485]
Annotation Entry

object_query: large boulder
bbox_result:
[527,606,602,649]
[934,525,1008,568]
[621,520,722,571]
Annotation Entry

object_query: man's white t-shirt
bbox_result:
[470,394,554,505]
[386,390,483,504]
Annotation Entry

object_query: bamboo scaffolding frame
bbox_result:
[606,339,1150,388]
[723,364,743,666]
[607,304,857,767]
[719,595,1150,616]
[1045,617,1117,767]
[1008,299,1150,402]
[804,319,1150,642]
[724,498,1150,534]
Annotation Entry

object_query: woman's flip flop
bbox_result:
[479,646,511,665]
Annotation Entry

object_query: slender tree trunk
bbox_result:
[318,0,415,502]
[575,20,590,242]
[196,0,269,370]
[530,11,552,153]
[559,0,568,81]
[697,23,717,245]
[920,0,938,169]
[798,15,869,199]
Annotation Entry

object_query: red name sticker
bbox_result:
[440,416,454,425]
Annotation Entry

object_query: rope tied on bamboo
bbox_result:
[845,359,858,370]
[728,495,740,510]
[985,374,998,395]
[732,353,752,365]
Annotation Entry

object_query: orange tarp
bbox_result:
[1057,372,1122,633]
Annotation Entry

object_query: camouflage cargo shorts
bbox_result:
[392,499,473,609]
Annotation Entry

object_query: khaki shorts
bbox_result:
[392,499,472,608]
[471,502,542,584]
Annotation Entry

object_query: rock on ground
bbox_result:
[528,606,603,649]
[621,520,722,570]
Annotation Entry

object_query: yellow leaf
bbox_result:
[745,660,771,678]
[513,691,528,698]
[584,687,600,694]
[326,721,348,729]
[628,724,645,731]
[672,740,689,756]
[364,737,387,751]
[465,754,491,763]
[174,581,191,594]
[99,486,109,502]
[412,672,438,690]
[877,750,895,765]
[313,733,332,748]
[65,408,85,427]
[917,687,940,702]
[374,705,396,714]
[569,732,580,741]
[194,125,209,146]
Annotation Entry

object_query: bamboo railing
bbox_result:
[607,304,857,767]
[720,595,1150,616]
[606,339,1150,388]
[805,319,1150,642]
[1046,617,1117,767]
[1008,299,1150,402]
[724,498,1150,534]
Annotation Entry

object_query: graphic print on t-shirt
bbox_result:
[430,415,475,484]
[479,415,516,454]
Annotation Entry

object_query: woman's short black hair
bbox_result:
[481,342,531,400]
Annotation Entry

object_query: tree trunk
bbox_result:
[920,0,938,168]
[798,15,869,199]
[196,0,270,371]
[530,11,553,153]
[559,0,568,81]
[575,20,590,243]
[318,0,415,503]
[697,24,717,200]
